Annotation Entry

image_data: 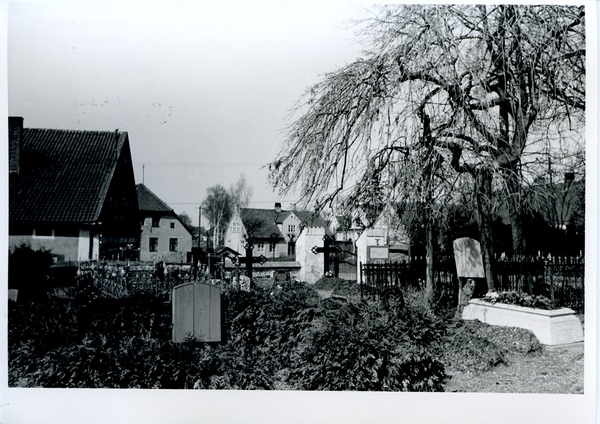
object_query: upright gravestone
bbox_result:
[172,282,221,342]
[453,237,485,279]
[453,237,485,319]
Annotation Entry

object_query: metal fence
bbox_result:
[360,256,459,301]
[495,255,584,310]
[330,240,358,281]
[360,255,585,310]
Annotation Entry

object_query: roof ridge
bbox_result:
[26,127,127,135]
[136,183,173,212]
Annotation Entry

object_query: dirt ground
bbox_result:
[444,342,585,393]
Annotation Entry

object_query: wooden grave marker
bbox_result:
[172,282,221,342]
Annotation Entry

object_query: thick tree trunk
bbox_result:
[506,172,527,257]
[503,162,531,292]
[475,169,496,292]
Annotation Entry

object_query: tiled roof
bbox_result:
[10,128,130,223]
[240,208,282,239]
[136,184,173,212]
[137,183,196,236]
[240,207,328,239]
[292,210,330,229]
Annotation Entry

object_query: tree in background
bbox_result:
[229,173,253,216]
[202,174,253,248]
[269,5,585,302]
[202,185,232,247]
[178,211,193,228]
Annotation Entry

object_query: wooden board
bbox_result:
[173,282,221,342]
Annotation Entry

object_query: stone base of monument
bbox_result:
[462,298,583,346]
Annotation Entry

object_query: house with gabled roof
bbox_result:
[224,202,329,260]
[8,117,140,262]
[136,183,194,263]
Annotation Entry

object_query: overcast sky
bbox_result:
[8,1,368,227]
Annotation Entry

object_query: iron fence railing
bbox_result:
[360,256,458,301]
[360,255,585,310]
[495,255,584,310]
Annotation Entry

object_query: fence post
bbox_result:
[547,258,554,302]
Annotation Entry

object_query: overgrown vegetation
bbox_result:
[9,275,547,391]
[9,244,55,300]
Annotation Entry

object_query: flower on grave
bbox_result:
[483,291,500,303]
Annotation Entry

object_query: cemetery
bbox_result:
[7,232,585,392]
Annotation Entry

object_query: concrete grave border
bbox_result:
[462,298,583,346]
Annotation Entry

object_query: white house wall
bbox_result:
[139,215,193,262]
[296,226,326,284]
[282,213,302,243]
[9,226,97,263]
[224,214,245,255]
[356,228,387,282]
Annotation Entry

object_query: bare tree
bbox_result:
[229,173,253,216]
[202,184,232,247]
[269,5,585,298]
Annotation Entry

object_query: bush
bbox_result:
[14,279,526,391]
[440,321,507,373]
[9,244,55,299]
[287,299,447,391]
[313,276,361,298]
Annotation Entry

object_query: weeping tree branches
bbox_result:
[269,4,585,294]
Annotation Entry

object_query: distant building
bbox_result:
[224,203,329,260]
[355,209,411,281]
[223,203,331,281]
[136,184,194,263]
[8,117,140,262]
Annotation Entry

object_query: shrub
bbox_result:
[440,321,507,373]
[287,300,447,391]
[9,244,55,299]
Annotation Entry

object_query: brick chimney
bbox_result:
[9,117,23,175]
[274,202,282,213]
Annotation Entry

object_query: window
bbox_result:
[169,238,178,252]
[256,242,264,253]
[231,222,240,233]
[288,224,296,233]
[149,238,158,252]
[269,243,275,253]
[152,216,160,227]
[170,222,175,229]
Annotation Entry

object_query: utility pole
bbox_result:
[198,206,202,248]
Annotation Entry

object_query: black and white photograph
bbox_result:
[1,2,597,423]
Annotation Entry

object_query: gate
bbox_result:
[331,240,357,281]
